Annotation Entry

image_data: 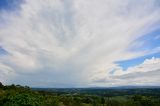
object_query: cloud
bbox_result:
[116,57,160,76]
[0,0,160,87]
[0,63,16,84]
[92,57,160,87]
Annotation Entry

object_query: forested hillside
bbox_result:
[0,82,160,106]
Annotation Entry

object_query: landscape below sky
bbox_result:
[0,0,160,88]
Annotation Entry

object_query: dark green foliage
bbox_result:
[0,82,4,89]
[40,96,59,106]
[3,93,41,106]
[0,82,160,106]
[101,97,105,106]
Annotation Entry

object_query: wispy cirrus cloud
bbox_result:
[0,0,160,87]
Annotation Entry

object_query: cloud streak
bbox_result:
[0,0,160,87]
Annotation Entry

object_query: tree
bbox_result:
[101,97,105,106]
[0,82,3,89]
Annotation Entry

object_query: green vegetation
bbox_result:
[0,82,160,106]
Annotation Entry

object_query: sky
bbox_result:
[0,0,160,88]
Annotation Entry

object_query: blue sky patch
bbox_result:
[0,47,8,55]
[130,29,160,52]
[117,29,160,70]
[138,29,160,50]
[0,0,23,11]
[116,52,160,70]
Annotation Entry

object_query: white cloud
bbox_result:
[112,57,160,75]
[0,63,16,84]
[92,57,160,87]
[0,0,160,87]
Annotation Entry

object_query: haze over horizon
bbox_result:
[0,0,160,88]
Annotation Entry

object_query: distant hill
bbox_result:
[90,85,160,89]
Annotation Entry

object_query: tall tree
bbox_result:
[0,82,3,88]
